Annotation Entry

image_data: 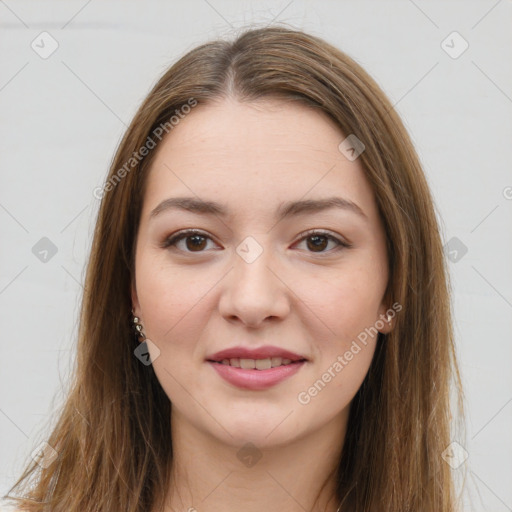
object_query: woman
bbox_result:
[3,26,465,512]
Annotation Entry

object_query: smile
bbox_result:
[207,359,306,390]
[212,357,299,369]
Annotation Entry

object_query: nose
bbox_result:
[218,242,291,328]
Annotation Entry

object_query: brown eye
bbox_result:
[295,230,351,254]
[163,230,217,253]
[163,229,350,255]
[306,234,329,252]
[184,234,207,251]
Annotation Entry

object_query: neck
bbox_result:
[162,408,348,512]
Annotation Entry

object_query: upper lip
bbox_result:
[207,345,307,362]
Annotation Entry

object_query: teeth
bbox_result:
[255,359,272,370]
[218,357,296,369]
[240,358,255,369]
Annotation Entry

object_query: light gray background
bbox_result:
[1,1,511,511]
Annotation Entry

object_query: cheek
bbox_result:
[314,344,376,412]
[289,259,383,403]
[294,260,385,344]
[133,245,220,406]
[136,263,212,400]
[295,275,378,411]
[135,258,214,346]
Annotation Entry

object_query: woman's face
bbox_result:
[132,97,391,447]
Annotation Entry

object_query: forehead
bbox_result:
[154,97,346,163]
[142,98,380,226]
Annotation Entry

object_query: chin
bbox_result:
[205,407,305,448]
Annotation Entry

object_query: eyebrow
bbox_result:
[149,196,368,222]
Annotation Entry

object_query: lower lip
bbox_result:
[207,360,306,390]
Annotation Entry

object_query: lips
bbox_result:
[206,346,307,390]
[206,345,307,363]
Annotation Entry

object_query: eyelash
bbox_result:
[161,228,352,255]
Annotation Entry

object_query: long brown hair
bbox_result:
[4,25,465,512]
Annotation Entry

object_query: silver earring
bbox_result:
[131,309,146,342]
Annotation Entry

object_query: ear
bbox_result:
[377,296,394,335]
[131,280,140,318]
[376,303,393,334]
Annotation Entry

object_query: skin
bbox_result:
[131,97,393,512]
